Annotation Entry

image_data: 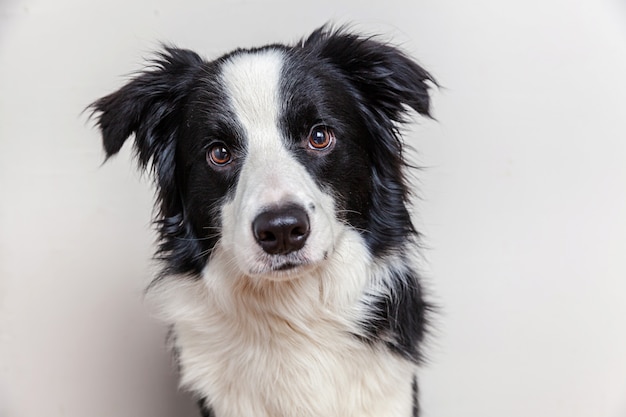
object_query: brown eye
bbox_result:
[207,143,232,166]
[308,126,335,150]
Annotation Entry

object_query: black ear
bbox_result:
[304,26,435,123]
[89,47,205,166]
[89,47,207,276]
[302,26,436,255]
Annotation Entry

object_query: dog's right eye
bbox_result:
[207,143,232,166]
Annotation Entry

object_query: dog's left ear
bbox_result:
[303,27,436,255]
[304,26,435,123]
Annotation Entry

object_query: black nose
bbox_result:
[252,205,310,255]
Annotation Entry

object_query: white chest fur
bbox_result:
[148,231,416,417]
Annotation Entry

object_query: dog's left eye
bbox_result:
[207,143,232,166]
[307,126,335,150]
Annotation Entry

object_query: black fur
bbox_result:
[90,47,212,276]
[412,376,420,417]
[198,398,216,417]
[361,267,430,362]
[297,27,434,257]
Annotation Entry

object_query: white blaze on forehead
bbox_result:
[220,49,284,151]
[219,48,301,204]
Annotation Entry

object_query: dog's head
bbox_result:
[90,26,434,281]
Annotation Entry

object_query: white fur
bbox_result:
[146,50,417,417]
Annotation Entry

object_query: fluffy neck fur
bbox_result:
[147,230,418,417]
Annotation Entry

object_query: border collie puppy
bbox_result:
[90,25,435,417]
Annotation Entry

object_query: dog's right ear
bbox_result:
[89,47,205,168]
[89,47,208,277]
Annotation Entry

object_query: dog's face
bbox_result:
[182,49,369,280]
[91,27,434,281]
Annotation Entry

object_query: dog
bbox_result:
[90,25,435,417]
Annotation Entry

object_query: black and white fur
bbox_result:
[90,25,435,417]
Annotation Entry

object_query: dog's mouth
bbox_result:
[266,257,314,275]
[274,262,300,271]
[247,253,322,280]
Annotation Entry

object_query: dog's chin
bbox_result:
[247,256,323,282]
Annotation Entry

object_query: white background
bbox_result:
[1,1,625,416]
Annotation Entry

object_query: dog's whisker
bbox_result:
[192,248,213,261]
[335,209,363,216]
[202,225,222,231]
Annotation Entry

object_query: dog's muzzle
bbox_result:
[252,204,310,255]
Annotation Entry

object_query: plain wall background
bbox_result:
[1,0,625,416]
